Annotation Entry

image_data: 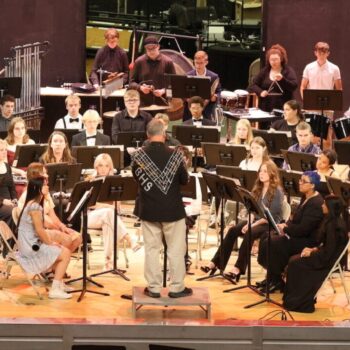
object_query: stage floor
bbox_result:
[0,215,349,326]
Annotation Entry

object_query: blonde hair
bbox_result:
[6,117,30,145]
[65,94,81,106]
[124,89,140,100]
[232,119,253,145]
[93,153,114,177]
[82,109,101,124]
[296,121,312,133]
[154,113,169,126]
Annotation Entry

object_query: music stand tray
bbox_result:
[54,129,82,146]
[278,169,302,203]
[115,131,147,148]
[333,140,350,165]
[167,74,211,99]
[303,89,343,111]
[285,151,317,172]
[13,144,47,167]
[174,126,220,147]
[216,166,257,192]
[0,77,22,98]
[202,143,247,167]
[46,163,82,192]
[252,129,290,155]
[73,145,123,170]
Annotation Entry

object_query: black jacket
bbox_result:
[71,131,111,147]
[132,142,188,222]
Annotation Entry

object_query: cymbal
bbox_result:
[140,104,170,111]
[103,111,117,118]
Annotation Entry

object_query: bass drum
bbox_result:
[160,49,194,121]
[332,116,350,139]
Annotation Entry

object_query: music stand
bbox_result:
[174,126,220,172]
[73,145,123,170]
[333,140,350,165]
[223,186,268,306]
[216,166,257,192]
[202,143,247,167]
[54,129,81,146]
[252,129,290,155]
[90,176,138,281]
[0,77,22,98]
[285,151,317,172]
[303,89,343,149]
[66,178,110,302]
[46,163,83,220]
[167,74,211,99]
[12,144,47,167]
[197,173,241,283]
[278,169,302,203]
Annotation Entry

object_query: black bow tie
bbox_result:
[86,135,96,140]
[193,119,203,122]
[69,118,80,123]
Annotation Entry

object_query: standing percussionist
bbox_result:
[184,50,221,121]
[89,28,129,88]
[132,119,192,299]
[130,36,176,107]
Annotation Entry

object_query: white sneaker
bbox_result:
[48,288,72,299]
[61,282,75,292]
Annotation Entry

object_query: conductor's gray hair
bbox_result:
[147,119,166,137]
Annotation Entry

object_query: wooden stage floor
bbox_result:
[0,219,349,326]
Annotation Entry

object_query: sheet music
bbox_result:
[263,205,290,239]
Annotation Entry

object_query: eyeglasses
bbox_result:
[299,179,312,184]
[124,99,139,103]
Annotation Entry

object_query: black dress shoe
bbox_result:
[168,287,193,298]
[200,266,217,275]
[144,287,161,298]
[255,279,267,288]
[260,280,285,294]
[224,272,241,283]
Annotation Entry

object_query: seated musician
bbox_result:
[239,136,269,171]
[130,36,176,107]
[143,113,181,147]
[0,95,15,132]
[71,109,110,146]
[87,153,140,271]
[111,89,152,144]
[228,118,253,146]
[183,96,217,126]
[40,131,76,165]
[270,100,303,145]
[54,94,84,130]
[257,171,324,293]
[5,117,35,178]
[17,162,82,254]
[283,121,321,169]
[315,149,339,181]
[16,177,73,299]
[201,160,284,283]
[89,28,129,88]
[183,50,221,121]
[0,139,17,230]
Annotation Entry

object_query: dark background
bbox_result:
[0,0,86,86]
[262,0,350,111]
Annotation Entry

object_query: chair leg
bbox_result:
[339,267,350,304]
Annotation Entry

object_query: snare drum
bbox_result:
[304,113,330,139]
[234,89,249,109]
[220,90,237,110]
[332,116,350,139]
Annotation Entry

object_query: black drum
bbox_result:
[332,116,350,139]
[304,113,330,139]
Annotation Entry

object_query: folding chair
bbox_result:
[316,237,350,304]
[0,221,44,299]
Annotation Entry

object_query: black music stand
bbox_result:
[223,186,267,304]
[46,163,83,220]
[303,89,343,149]
[13,144,47,167]
[66,178,110,302]
[174,126,220,172]
[73,145,123,170]
[285,151,317,172]
[0,77,22,98]
[53,129,81,146]
[278,169,302,203]
[252,130,290,155]
[0,129,41,143]
[333,140,350,165]
[167,74,211,99]
[114,131,147,148]
[197,173,241,284]
[216,166,257,192]
[90,176,138,281]
[202,143,247,167]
